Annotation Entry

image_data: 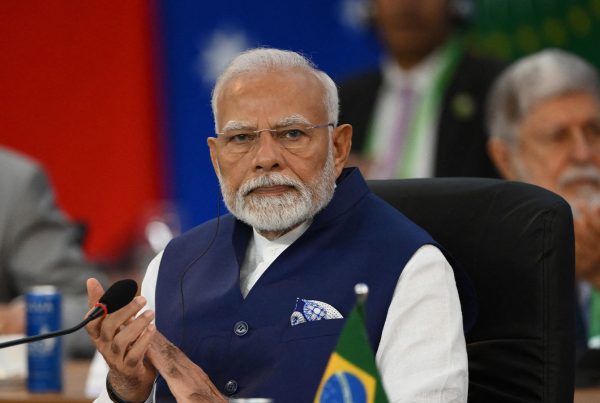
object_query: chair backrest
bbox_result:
[368,177,575,403]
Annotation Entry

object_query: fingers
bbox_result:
[588,209,600,236]
[82,283,157,403]
[575,205,600,228]
[122,322,156,369]
[574,209,599,251]
[98,296,148,343]
[87,278,105,308]
[574,208,600,283]
[86,294,148,345]
[91,305,156,390]
[110,310,155,357]
[85,278,107,339]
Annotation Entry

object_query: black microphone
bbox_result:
[87,278,138,321]
[0,279,138,349]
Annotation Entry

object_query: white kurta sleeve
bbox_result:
[376,244,468,403]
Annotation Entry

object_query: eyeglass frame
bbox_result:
[214,123,335,154]
[520,120,600,155]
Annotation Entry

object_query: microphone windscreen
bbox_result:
[98,279,138,314]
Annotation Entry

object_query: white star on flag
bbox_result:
[196,28,251,85]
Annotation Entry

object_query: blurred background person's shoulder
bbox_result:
[0,145,42,186]
[0,145,106,357]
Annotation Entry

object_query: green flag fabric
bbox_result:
[313,302,389,403]
[468,0,600,68]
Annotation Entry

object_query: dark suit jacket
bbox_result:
[338,52,505,178]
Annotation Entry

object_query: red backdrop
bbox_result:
[0,1,164,259]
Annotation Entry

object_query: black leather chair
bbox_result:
[368,178,575,403]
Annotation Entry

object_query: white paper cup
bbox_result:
[0,334,26,381]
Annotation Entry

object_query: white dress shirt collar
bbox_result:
[252,220,311,263]
[240,220,311,298]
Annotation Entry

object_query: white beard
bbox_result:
[217,145,337,233]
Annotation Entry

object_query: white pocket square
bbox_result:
[290,298,343,326]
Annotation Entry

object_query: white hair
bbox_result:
[487,49,600,143]
[211,48,339,132]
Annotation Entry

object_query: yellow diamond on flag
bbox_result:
[315,353,376,403]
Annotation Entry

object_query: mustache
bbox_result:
[239,173,302,197]
[558,165,600,187]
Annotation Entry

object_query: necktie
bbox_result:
[370,84,415,179]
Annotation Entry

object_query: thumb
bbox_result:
[86,277,105,309]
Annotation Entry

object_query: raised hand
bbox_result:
[574,205,600,289]
[85,278,156,402]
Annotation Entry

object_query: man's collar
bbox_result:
[253,220,311,248]
[252,220,311,261]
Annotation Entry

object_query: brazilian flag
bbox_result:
[314,302,389,403]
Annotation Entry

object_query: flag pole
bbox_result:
[354,283,369,304]
[313,282,390,403]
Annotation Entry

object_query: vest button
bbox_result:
[224,379,238,395]
[234,321,249,336]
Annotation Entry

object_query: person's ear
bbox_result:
[331,124,353,177]
[207,137,221,177]
[487,137,519,180]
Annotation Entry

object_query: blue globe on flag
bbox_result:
[320,371,367,403]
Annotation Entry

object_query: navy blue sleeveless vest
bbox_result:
[155,168,475,402]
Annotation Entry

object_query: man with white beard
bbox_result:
[85,48,475,403]
[486,49,600,382]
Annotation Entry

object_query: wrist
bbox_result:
[106,374,150,403]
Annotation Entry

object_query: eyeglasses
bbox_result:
[529,122,600,154]
[216,123,334,154]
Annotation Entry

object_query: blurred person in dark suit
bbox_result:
[0,146,106,357]
[486,49,600,385]
[338,0,504,179]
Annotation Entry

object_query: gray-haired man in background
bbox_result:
[486,50,600,382]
